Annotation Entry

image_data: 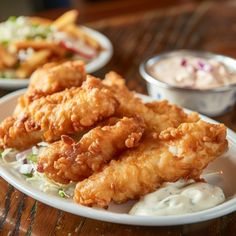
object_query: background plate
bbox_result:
[0,90,236,226]
[0,26,113,90]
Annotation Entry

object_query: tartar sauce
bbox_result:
[129,180,225,216]
[148,55,236,89]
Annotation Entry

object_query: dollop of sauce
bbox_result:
[129,180,225,216]
[148,55,236,89]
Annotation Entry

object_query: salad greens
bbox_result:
[58,188,71,198]
[0,16,53,43]
[27,153,38,163]
[58,188,66,198]
[7,16,17,22]
[24,173,33,178]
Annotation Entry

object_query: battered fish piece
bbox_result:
[103,72,199,134]
[37,116,146,184]
[74,120,228,207]
[14,60,86,115]
[0,76,118,150]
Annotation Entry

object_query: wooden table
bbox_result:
[1,0,236,235]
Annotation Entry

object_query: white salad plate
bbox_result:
[0,26,113,90]
[0,90,236,226]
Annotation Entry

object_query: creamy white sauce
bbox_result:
[129,180,225,216]
[149,56,236,89]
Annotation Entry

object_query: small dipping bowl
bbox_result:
[140,50,236,116]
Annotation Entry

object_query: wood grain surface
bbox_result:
[1,1,236,235]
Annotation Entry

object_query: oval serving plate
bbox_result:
[0,26,113,90]
[0,90,236,226]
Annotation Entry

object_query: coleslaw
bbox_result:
[0,143,75,198]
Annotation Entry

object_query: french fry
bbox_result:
[0,45,17,67]
[62,24,102,50]
[28,17,52,26]
[16,50,51,78]
[12,40,67,57]
[52,10,78,29]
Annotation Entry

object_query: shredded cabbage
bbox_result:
[0,144,75,198]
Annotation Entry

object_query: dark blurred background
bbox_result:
[0,0,71,19]
[0,0,207,23]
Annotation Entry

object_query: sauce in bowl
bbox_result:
[148,55,236,90]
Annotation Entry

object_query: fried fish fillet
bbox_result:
[37,116,146,184]
[103,71,199,134]
[74,120,228,207]
[0,76,118,150]
[14,60,86,115]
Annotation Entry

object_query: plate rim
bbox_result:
[0,90,236,226]
[0,26,113,89]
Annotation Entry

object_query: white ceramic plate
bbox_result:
[0,90,236,226]
[0,26,113,90]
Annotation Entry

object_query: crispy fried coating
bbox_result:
[103,72,199,134]
[0,116,42,150]
[74,120,228,207]
[14,60,86,115]
[0,76,118,150]
[146,100,199,132]
[37,116,146,184]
